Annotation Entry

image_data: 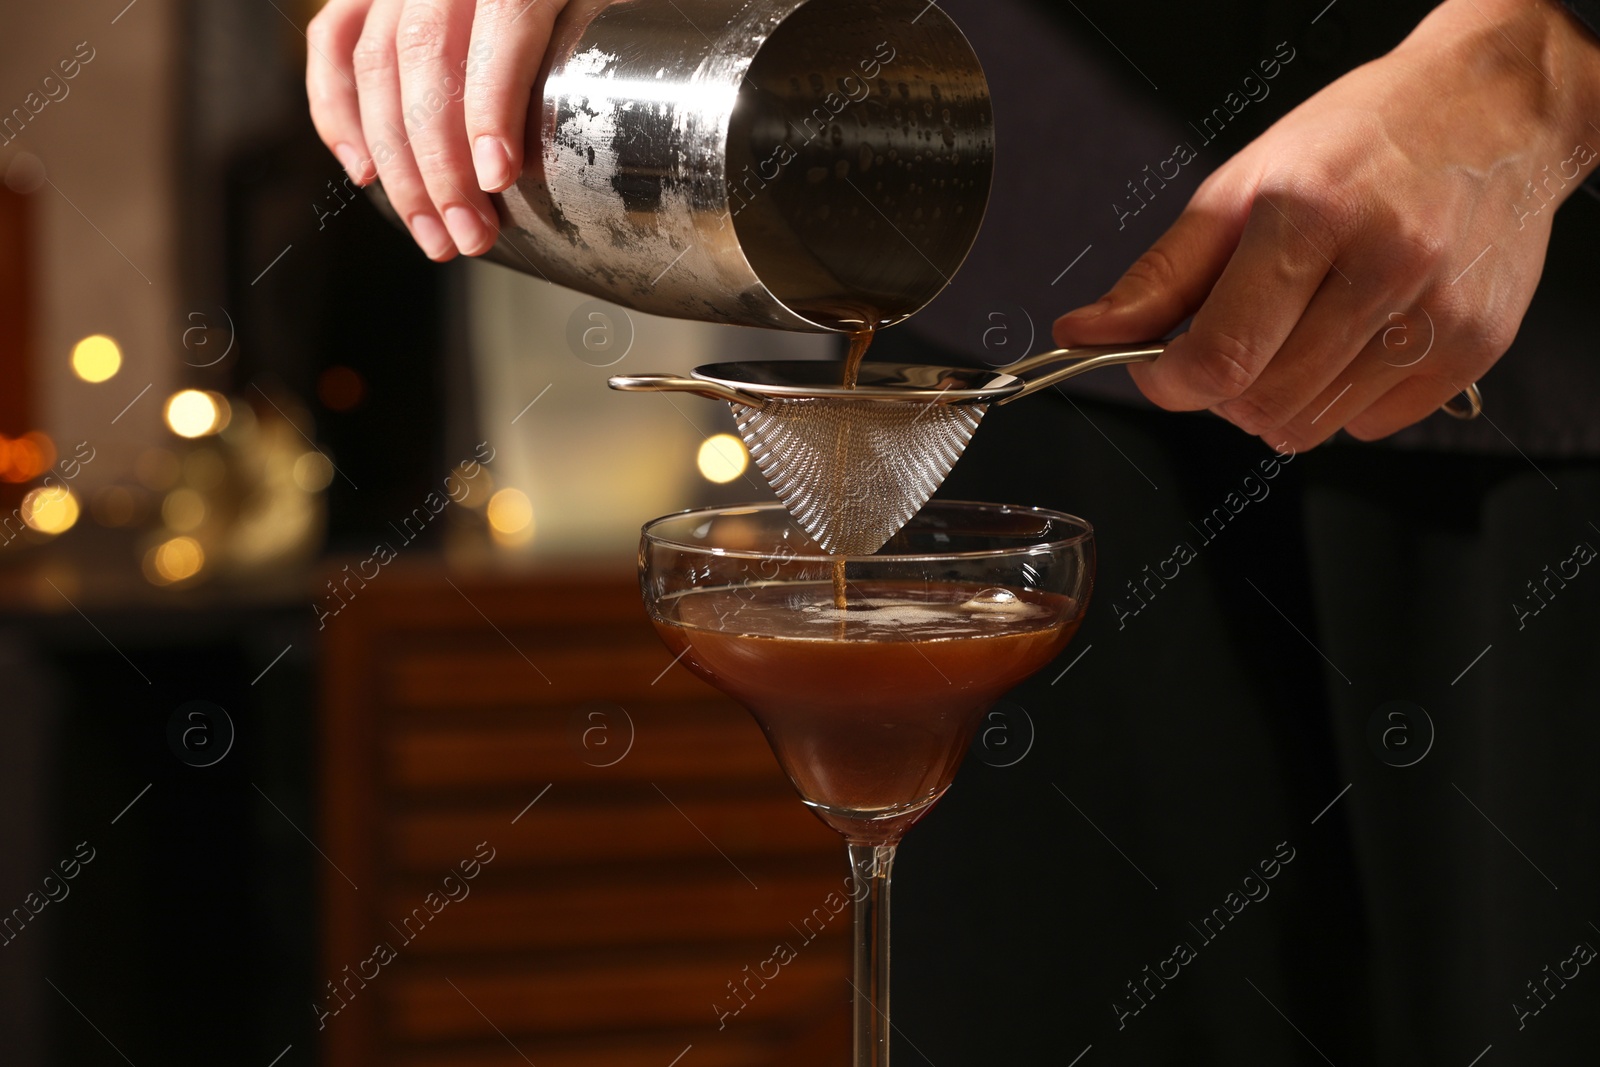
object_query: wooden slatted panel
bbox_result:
[385,640,711,710]
[384,703,784,790]
[386,952,845,1039]
[380,872,853,953]
[390,795,837,871]
[392,1030,779,1067]
[322,568,850,1067]
[0,186,29,441]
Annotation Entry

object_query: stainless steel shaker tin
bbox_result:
[480,0,995,331]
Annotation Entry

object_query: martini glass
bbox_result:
[640,500,1093,1066]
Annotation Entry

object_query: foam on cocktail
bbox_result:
[670,583,1056,643]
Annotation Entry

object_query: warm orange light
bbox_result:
[317,365,366,411]
[697,433,748,483]
[145,536,205,584]
[21,486,80,534]
[206,392,233,432]
[292,452,334,492]
[161,489,206,532]
[0,431,55,482]
[487,487,534,545]
[71,334,122,382]
[165,390,222,438]
[459,468,494,509]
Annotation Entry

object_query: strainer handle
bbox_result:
[1001,343,1485,421]
[998,343,1166,403]
[607,373,763,407]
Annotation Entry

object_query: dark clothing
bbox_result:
[910,0,1600,455]
[1565,0,1600,40]
[887,3,1600,1059]
[894,318,1600,1061]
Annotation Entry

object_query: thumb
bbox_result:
[1053,190,1245,348]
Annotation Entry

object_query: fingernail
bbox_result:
[473,136,513,191]
[334,143,368,184]
[444,205,491,255]
[409,213,456,260]
[1064,298,1111,320]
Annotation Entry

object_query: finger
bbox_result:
[1129,185,1345,412]
[1343,375,1483,443]
[464,0,569,192]
[396,0,498,255]
[1212,251,1430,436]
[354,0,457,260]
[1267,338,1415,450]
[306,0,379,183]
[1053,178,1248,348]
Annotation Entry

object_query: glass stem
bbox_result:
[849,841,896,1067]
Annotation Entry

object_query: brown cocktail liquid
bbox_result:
[655,580,1077,841]
[841,325,873,389]
[831,324,876,609]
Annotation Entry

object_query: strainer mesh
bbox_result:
[732,398,986,555]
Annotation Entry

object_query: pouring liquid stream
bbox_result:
[832,324,875,610]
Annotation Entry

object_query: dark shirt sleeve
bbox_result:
[1564,0,1600,39]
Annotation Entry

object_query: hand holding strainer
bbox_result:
[610,343,1483,555]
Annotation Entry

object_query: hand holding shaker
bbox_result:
[373,0,995,331]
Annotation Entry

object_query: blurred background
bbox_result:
[19,1,1588,1065]
[0,1,846,1064]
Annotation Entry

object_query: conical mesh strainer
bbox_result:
[732,396,986,555]
[610,346,1155,554]
[610,344,1482,555]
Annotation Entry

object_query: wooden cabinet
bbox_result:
[0,184,32,492]
[319,564,849,1067]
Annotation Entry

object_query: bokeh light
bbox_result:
[696,433,748,483]
[161,488,206,532]
[92,486,140,527]
[21,486,80,534]
[206,392,233,432]
[459,468,493,508]
[164,390,223,438]
[70,334,122,382]
[0,431,55,482]
[145,536,205,584]
[317,365,366,411]
[487,487,534,545]
[292,451,334,492]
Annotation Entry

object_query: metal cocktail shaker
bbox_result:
[379,0,994,332]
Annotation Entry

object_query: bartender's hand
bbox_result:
[306,0,569,260]
[1054,0,1600,449]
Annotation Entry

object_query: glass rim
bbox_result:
[640,500,1094,563]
